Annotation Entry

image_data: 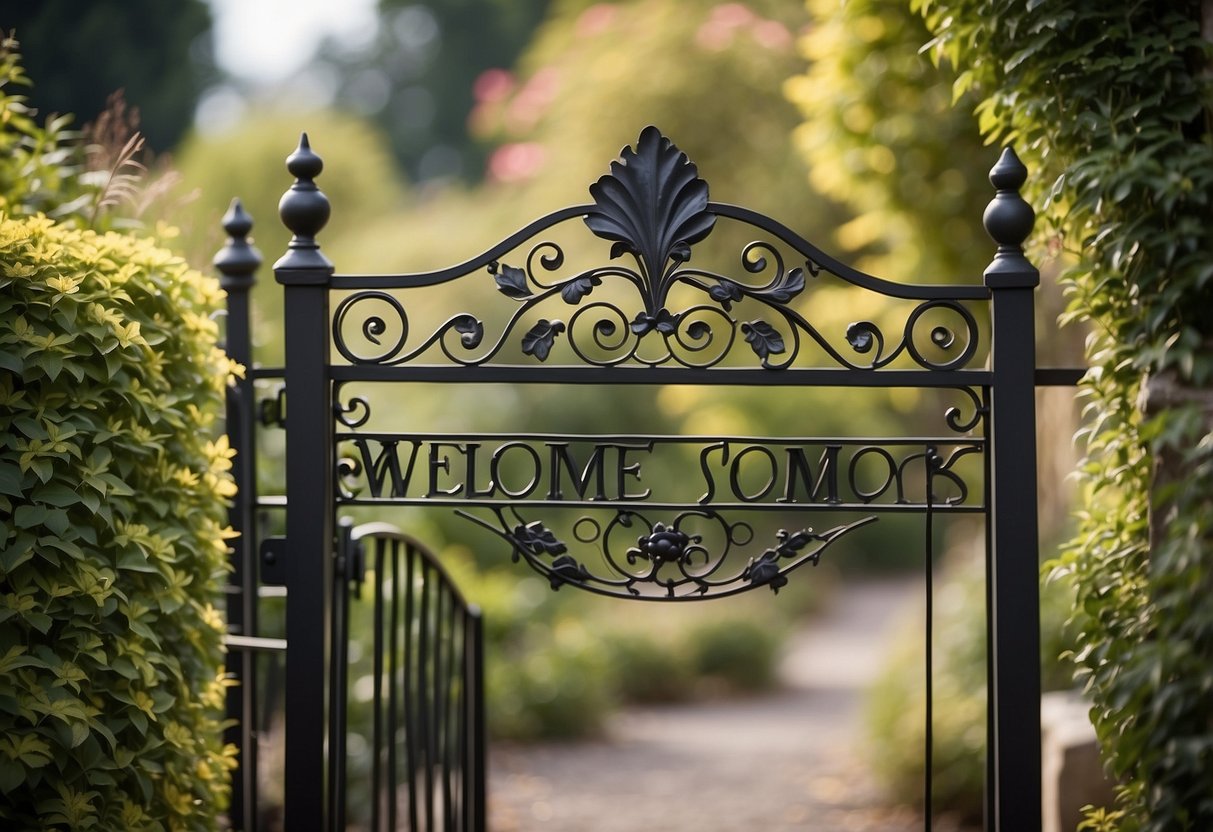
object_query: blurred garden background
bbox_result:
[3,0,1108,829]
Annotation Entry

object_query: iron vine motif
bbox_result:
[457,507,877,600]
[330,126,982,371]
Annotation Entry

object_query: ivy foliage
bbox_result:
[0,38,236,831]
[915,1,1213,828]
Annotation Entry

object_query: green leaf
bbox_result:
[38,351,63,382]
[42,509,70,537]
[0,350,21,374]
[1,544,33,572]
[0,464,23,497]
[116,550,156,573]
[25,611,53,635]
[0,758,22,794]
[32,482,81,508]
[0,646,48,675]
[14,504,47,528]
[69,721,89,749]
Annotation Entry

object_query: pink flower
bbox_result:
[488,142,548,183]
[472,68,515,104]
[576,4,618,38]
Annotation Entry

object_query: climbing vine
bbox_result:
[914,1,1213,828]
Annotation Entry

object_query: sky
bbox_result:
[207,0,380,82]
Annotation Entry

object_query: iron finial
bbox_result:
[274,132,334,279]
[982,147,1039,288]
[214,198,262,291]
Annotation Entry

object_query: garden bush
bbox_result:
[601,629,697,705]
[686,613,784,694]
[0,213,236,830]
[866,559,1077,822]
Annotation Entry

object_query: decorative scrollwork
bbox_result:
[458,507,877,600]
[334,382,371,429]
[330,127,985,372]
[944,386,987,433]
[333,291,409,364]
[903,300,979,371]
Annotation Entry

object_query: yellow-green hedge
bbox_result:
[0,214,236,830]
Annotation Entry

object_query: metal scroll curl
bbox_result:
[457,507,878,600]
[329,128,984,371]
[943,386,987,434]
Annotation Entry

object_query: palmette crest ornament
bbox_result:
[585,126,716,314]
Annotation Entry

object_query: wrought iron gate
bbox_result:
[218,126,1077,831]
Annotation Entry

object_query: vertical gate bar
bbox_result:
[372,541,385,831]
[446,596,458,829]
[454,611,468,828]
[274,134,336,830]
[405,546,421,832]
[460,609,472,829]
[421,565,436,832]
[442,588,457,830]
[982,147,1042,832]
[924,447,937,831]
[328,520,352,831]
[438,586,451,830]
[470,610,486,832]
[215,199,262,832]
[429,579,443,832]
[982,385,995,831]
[388,538,401,832]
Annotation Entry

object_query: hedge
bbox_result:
[0,213,236,830]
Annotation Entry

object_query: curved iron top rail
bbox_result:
[348,521,480,614]
[319,126,997,374]
[329,202,988,302]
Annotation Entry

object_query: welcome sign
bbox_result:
[337,433,982,512]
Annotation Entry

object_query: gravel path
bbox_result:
[488,579,965,832]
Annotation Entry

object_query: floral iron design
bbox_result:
[458,507,877,600]
[331,126,981,371]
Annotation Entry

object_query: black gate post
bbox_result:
[215,199,262,831]
[274,135,336,829]
[982,147,1042,831]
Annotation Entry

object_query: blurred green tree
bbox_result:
[1,0,214,151]
[315,0,551,182]
[785,0,990,282]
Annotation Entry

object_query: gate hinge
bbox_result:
[335,519,365,598]
[257,385,286,428]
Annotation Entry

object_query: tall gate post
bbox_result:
[274,135,336,828]
[215,199,262,832]
[982,147,1042,830]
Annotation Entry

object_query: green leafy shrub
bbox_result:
[0,214,236,830]
[436,549,790,739]
[866,561,1077,821]
[487,617,616,742]
[602,629,697,705]
[0,35,83,219]
[686,613,783,694]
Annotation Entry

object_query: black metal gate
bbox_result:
[217,126,1076,831]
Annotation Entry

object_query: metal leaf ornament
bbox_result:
[585,127,716,310]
